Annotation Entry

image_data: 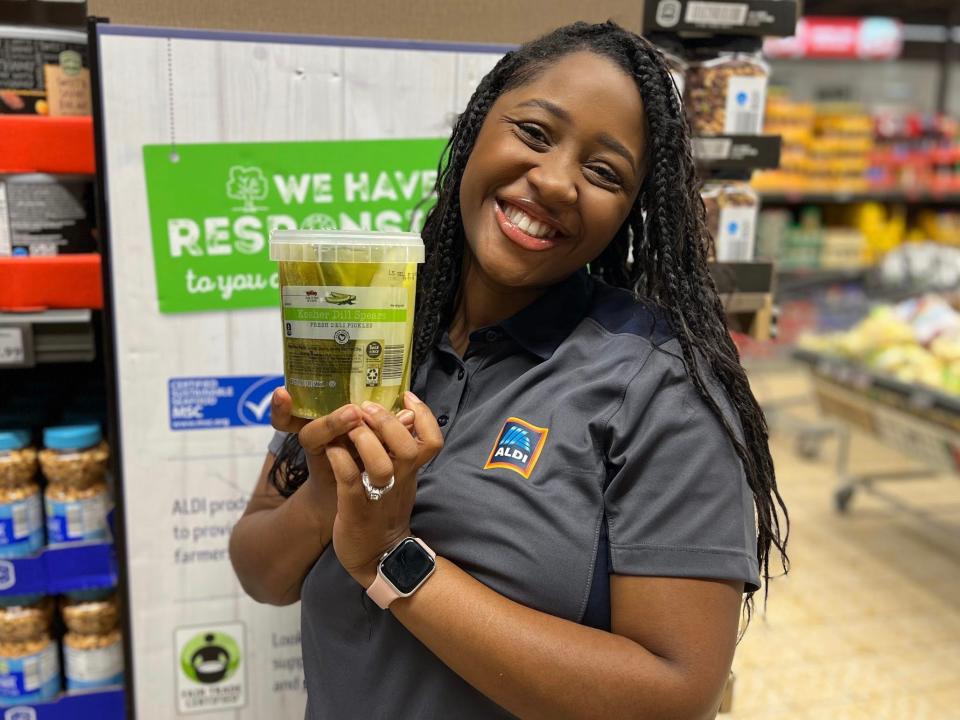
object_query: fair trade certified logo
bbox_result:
[484,417,549,479]
[175,622,246,714]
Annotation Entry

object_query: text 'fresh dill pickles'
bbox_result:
[269,230,425,419]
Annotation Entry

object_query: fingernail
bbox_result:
[405,391,422,404]
[341,407,359,423]
[361,401,380,414]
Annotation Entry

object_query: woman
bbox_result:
[230,21,788,720]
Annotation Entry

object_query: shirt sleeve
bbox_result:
[603,345,761,592]
[267,430,288,456]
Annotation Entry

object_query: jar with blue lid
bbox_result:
[0,431,44,559]
[39,425,112,545]
[0,595,61,705]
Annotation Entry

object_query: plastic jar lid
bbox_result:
[43,424,103,451]
[0,430,30,452]
[269,230,425,264]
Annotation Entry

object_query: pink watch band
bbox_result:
[367,537,436,610]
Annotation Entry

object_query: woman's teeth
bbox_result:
[502,203,558,239]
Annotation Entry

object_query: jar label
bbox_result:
[0,642,60,703]
[65,640,124,690]
[716,206,758,261]
[45,492,111,544]
[0,494,44,558]
[724,75,768,135]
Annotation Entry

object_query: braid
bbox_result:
[271,21,789,623]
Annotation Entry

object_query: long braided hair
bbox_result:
[273,21,788,614]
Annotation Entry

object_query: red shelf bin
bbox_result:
[0,115,95,175]
[0,254,103,310]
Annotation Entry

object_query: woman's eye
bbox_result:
[515,123,549,146]
[588,165,623,187]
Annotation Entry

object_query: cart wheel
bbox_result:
[796,433,822,460]
[835,486,855,514]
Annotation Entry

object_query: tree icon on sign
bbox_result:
[226,166,268,212]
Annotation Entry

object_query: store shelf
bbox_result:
[692,135,782,173]
[0,541,117,598]
[642,0,798,37]
[710,261,776,294]
[0,254,103,312]
[0,116,95,175]
[761,191,960,205]
[0,309,96,367]
[2,687,125,719]
[794,348,960,427]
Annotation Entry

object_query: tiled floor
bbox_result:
[728,368,960,719]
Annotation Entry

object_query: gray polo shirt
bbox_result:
[268,269,760,719]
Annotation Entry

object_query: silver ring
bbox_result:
[361,471,395,502]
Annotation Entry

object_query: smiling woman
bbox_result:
[230,20,789,720]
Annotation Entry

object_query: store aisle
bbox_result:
[729,370,960,719]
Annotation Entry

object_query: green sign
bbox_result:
[143,138,445,313]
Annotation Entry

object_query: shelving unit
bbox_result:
[0,116,95,175]
[761,191,960,205]
[0,255,103,311]
[645,1,799,342]
[0,310,96,367]
[3,687,126,720]
[0,542,117,597]
[0,19,119,713]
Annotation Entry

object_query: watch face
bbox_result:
[382,539,435,594]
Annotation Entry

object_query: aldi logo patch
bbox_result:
[484,417,549,479]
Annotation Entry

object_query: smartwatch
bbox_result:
[366,537,437,609]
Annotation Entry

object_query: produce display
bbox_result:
[799,294,960,395]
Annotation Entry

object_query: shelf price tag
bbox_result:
[0,326,29,367]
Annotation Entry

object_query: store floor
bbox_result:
[728,368,960,719]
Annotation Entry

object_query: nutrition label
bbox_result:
[281,285,409,391]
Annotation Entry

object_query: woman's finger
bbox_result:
[324,442,368,520]
[360,402,420,468]
[298,403,364,455]
[347,423,395,483]
[405,392,444,463]
[270,388,309,434]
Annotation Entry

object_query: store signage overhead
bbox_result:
[764,17,903,60]
[643,0,798,37]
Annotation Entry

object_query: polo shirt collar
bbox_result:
[499,268,594,360]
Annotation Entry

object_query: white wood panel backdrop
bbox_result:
[98,27,502,720]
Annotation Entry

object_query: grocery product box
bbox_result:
[0,26,90,116]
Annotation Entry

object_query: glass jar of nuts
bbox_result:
[39,425,112,545]
[61,589,124,691]
[0,595,61,705]
[701,181,759,262]
[685,53,770,136]
[0,430,45,558]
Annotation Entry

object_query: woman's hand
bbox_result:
[326,392,443,587]
[271,388,416,483]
